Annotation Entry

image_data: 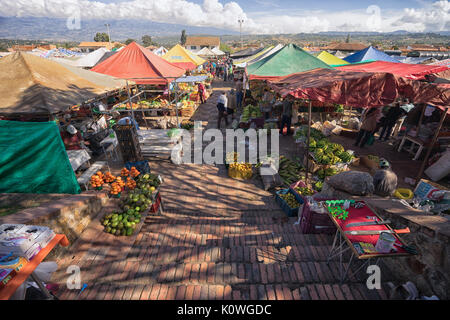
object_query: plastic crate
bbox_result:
[300,197,336,234]
[125,161,151,174]
[289,181,317,199]
[275,189,304,217]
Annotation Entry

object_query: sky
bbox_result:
[0,0,448,34]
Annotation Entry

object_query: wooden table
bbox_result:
[0,234,69,300]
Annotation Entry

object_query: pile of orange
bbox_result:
[110,182,122,195]
[126,177,136,190]
[121,168,130,177]
[104,172,116,183]
[116,176,125,189]
[129,167,140,178]
[90,174,104,189]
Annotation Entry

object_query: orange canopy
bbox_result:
[91,42,185,85]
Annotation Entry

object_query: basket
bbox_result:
[300,197,336,234]
[275,189,304,217]
[125,161,151,174]
[114,124,143,163]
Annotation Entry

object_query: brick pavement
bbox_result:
[52,80,392,300]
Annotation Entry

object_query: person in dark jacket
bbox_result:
[378,103,407,141]
[373,159,398,197]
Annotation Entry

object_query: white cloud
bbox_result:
[0,0,448,34]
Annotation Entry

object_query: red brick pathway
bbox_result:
[52,81,392,300]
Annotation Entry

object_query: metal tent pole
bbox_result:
[305,100,312,184]
[415,107,448,186]
[126,80,134,122]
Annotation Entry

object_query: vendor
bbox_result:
[227,89,237,120]
[354,108,379,148]
[280,96,293,136]
[235,76,244,110]
[373,159,398,197]
[61,125,87,151]
[261,88,274,120]
[378,102,407,141]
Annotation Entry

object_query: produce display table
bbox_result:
[0,234,69,300]
[67,149,91,171]
[325,201,412,282]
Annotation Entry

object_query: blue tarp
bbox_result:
[174,75,208,83]
[344,46,399,64]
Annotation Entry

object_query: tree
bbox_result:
[220,43,232,53]
[125,39,136,45]
[0,43,8,51]
[180,30,187,45]
[345,34,350,43]
[142,35,153,47]
[94,32,109,42]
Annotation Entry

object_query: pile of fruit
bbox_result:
[90,172,104,189]
[294,126,325,141]
[104,172,116,183]
[121,168,130,177]
[138,99,170,109]
[241,105,263,123]
[102,172,162,237]
[129,166,140,178]
[181,121,194,130]
[115,176,125,189]
[317,167,338,180]
[278,156,303,186]
[310,138,353,165]
[294,186,315,196]
[314,181,323,192]
[228,162,253,180]
[126,177,137,190]
[279,193,302,209]
[110,182,122,196]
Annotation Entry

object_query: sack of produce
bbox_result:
[327,171,374,196]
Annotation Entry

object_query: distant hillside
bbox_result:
[0,16,238,42]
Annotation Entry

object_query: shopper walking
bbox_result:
[217,91,228,129]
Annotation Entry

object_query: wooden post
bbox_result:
[415,107,448,186]
[126,80,134,122]
[305,100,312,184]
[415,103,427,136]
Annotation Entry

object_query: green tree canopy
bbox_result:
[180,30,187,45]
[94,32,109,42]
[125,38,136,45]
[142,35,154,47]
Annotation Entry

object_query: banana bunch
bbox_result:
[279,156,303,186]
[279,193,301,209]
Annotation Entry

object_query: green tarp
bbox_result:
[247,44,333,79]
[0,120,81,194]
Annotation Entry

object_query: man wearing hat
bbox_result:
[61,125,86,151]
[373,159,398,197]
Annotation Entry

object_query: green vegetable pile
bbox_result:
[241,105,263,122]
[294,186,315,196]
[101,173,161,237]
[294,126,325,141]
[310,138,353,165]
[278,156,303,186]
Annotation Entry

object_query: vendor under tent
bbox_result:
[344,46,400,63]
[316,51,349,67]
[163,44,206,71]
[336,60,449,81]
[0,52,116,116]
[91,42,186,85]
[196,47,217,59]
[247,44,333,81]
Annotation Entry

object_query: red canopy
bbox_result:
[170,62,197,71]
[336,61,449,81]
[268,68,450,112]
[91,42,185,85]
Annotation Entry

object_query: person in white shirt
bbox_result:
[217,92,228,128]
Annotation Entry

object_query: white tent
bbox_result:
[196,47,217,58]
[153,46,168,57]
[211,47,225,56]
[75,47,109,68]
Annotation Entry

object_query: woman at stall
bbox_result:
[197,82,206,104]
[354,107,379,148]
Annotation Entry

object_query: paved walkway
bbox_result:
[52,80,392,300]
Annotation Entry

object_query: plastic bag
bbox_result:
[327,171,374,196]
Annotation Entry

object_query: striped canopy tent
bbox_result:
[233,46,274,67]
[163,44,206,71]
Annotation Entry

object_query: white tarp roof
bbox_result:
[153,46,168,56]
[196,47,216,57]
[211,47,225,56]
[75,47,109,68]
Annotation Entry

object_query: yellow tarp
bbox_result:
[163,44,206,66]
[316,51,349,66]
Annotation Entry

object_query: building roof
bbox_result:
[324,42,367,52]
[78,42,123,50]
[185,36,220,47]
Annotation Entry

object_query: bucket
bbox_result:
[375,232,396,253]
